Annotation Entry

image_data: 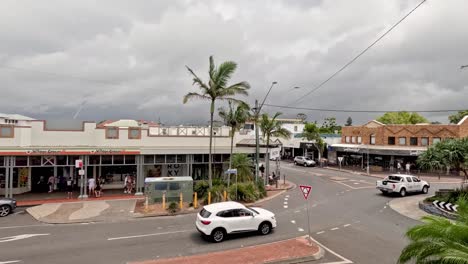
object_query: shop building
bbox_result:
[0,115,257,197]
[329,116,468,171]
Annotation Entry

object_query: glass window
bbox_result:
[155,155,165,163]
[0,126,13,137]
[357,136,362,144]
[125,155,135,164]
[217,210,233,218]
[176,155,186,163]
[56,156,67,165]
[213,154,222,163]
[351,137,356,143]
[68,156,80,165]
[399,137,406,145]
[203,154,209,163]
[200,208,212,218]
[421,137,429,146]
[113,155,124,164]
[412,177,420,182]
[106,127,119,139]
[15,156,28,166]
[169,182,180,190]
[370,135,376,145]
[30,156,42,166]
[194,154,203,163]
[294,126,298,132]
[128,128,141,139]
[155,183,167,191]
[410,137,418,146]
[0,156,3,166]
[101,155,112,164]
[388,137,395,145]
[237,209,253,217]
[166,155,176,163]
[433,137,441,144]
[345,136,351,143]
[89,155,100,165]
[144,155,154,164]
[406,177,412,182]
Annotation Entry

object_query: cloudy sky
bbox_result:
[1,0,467,125]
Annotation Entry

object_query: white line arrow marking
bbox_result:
[0,234,50,243]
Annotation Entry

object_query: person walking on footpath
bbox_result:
[48,175,55,193]
[88,177,96,197]
[397,162,402,173]
[405,163,411,174]
[66,177,73,199]
[95,182,102,198]
[259,164,265,177]
[124,174,130,194]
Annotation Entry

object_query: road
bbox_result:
[1,164,459,264]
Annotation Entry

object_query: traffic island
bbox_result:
[129,236,323,264]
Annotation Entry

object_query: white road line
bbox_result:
[107,230,189,241]
[343,224,351,227]
[330,227,339,231]
[284,198,288,201]
[286,195,290,198]
[384,206,387,209]
[284,205,288,208]
[0,261,22,264]
[308,236,353,264]
[294,210,301,213]
[284,202,288,205]
[312,204,317,208]
[298,228,304,232]
[0,224,51,230]
[291,220,296,224]
[353,183,360,185]
[316,231,325,235]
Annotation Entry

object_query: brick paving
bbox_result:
[17,194,142,206]
[130,236,321,264]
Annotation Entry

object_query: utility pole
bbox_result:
[254,99,260,182]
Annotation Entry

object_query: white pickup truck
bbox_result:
[376,174,430,197]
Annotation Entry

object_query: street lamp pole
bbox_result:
[367,145,370,175]
[254,81,278,182]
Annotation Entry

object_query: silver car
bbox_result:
[0,197,17,217]
[294,156,316,167]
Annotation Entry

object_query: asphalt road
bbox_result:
[1,164,460,264]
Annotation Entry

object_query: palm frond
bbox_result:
[186,65,209,91]
[183,92,211,104]
[214,61,237,88]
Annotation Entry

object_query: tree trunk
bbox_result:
[208,100,214,188]
[228,128,234,187]
[265,135,270,185]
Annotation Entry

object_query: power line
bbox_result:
[263,103,464,113]
[291,0,427,105]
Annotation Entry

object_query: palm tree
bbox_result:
[230,153,253,183]
[302,122,325,163]
[398,197,468,263]
[184,56,250,188]
[218,101,250,172]
[260,112,291,184]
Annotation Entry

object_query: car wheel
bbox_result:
[294,161,297,165]
[303,163,307,167]
[400,188,407,197]
[0,205,11,217]
[422,186,429,194]
[211,228,226,243]
[259,222,272,235]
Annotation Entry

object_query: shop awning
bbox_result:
[330,144,427,156]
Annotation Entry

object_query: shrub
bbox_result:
[195,180,228,204]
[229,182,264,203]
[167,202,179,214]
[256,179,267,199]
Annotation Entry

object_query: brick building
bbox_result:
[328,116,468,172]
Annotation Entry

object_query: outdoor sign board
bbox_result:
[300,185,312,200]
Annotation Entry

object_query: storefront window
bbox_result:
[113,155,124,164]
[68,156,80,165]
[0,156,3,166]
[101,155,112,164]
[345,136,351,143]
[410,137,418,146]
[56,156,67,165]
[89,155,100,165]
[203,154,209,163]
[351,137,356,143]
[166,155,176,163]
[144,155,154,164]
[213,154,222,163]
[125,155,136,164]
[15,156,28,166]
[399,137,406,145]
[155,155,165,163]
[357,136,362,144]
[176,155,187,163]
[421,137,429,146]
[388,137,395,145]
[433,137,441,144]
[194,154,203,163]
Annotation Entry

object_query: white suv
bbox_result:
[294,156,316,167]
[196,201,277,243]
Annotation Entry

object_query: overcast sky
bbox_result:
[1,0,467,125]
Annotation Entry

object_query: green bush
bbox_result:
[228,181,265,203]
[256,180,267,199]
[195,180,228,204]
[194,181,209,198]
[425,186,468,204]
[167,202,179,214]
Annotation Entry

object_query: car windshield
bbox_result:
[387,176,402,181]
[247,207,259,214]
[199,208,211,218]
[305,158,311,160]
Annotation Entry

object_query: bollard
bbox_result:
[283,174,286,185]
[223,190,227,201]
[194,192,198,209]
[145,195,149,211]
[179,192,183,210]
[208,191,211,205]
[162,192,166,209]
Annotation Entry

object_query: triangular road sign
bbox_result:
[299,185,312,200]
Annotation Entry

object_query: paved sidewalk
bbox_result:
[130,236,323,264]
[388,195,430,221]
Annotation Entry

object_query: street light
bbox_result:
[253,81,278,182]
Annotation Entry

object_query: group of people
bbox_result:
[87,177,103,198]
[396,162,413,174]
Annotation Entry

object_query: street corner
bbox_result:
[127,236,323,264]
[388,195,430,221]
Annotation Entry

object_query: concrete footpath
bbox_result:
[130,236,323,264]
[388,195,430,221]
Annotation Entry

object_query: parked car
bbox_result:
[294,156,316,167]
[0,197,17,217]
[376,174,430,197]
[196,201,277,243]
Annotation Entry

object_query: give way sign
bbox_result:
[299,185,312,200]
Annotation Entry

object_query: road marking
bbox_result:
[284,198,288,201]
[294,210,301,213]
[286,195,290,198]
[107,230,189,241]
[343,224,351,227]
[283,205,288,208]
[284,202,288,205]
[12,210,25,215]
[0,261,22,264]
[353,183,359,185]
[291,220,296,224]
[335,181,375,190]
[298,228,304,232]
[384,206,387,209]
[316,231,325,235]
[312,204,317,208]
[331,227,339,231]
[0,234,50,243]
[0,224,51,230]
[307,236,353,264]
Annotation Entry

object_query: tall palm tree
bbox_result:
[218,101,250,170]
[260,112,291,184]
[302,122,325,162]
[398,197,468,263]
[230,153,253,183]
[184,56,250,188]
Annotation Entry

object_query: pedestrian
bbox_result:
[124,174,129,194]
[48,175,55,193]
[88,177,96,197]
[406,163,411,174]
[397,162,402,173]
[66,177,73,199]
[95,182,102,198]
[259,164,265,177]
